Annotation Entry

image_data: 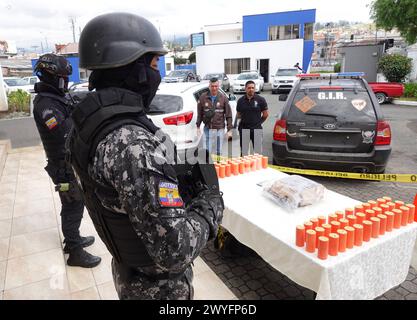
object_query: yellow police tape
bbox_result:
[211,154,417,183]
[269,165,417,184]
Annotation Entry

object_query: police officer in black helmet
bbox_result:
[68,12,224,299]
[33,53,101,268]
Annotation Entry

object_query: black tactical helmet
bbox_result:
[79,12,168,70]
[34,53,72,77]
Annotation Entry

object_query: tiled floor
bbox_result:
[0,146,236,300]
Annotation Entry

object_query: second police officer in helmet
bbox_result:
[33,53,101,268]
[68,12,224,299]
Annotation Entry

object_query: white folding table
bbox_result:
[219,168,417,300]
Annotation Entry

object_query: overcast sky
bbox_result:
[0,0,374,50]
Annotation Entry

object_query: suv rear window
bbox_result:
[288,88,376,122]
[147,94,183,115]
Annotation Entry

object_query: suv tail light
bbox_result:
[273,119,287,141]
[375,121,391,145]
[163,111,193,126]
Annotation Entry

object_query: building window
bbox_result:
[166,63,172,72]
[304,23,314,40]
[224,58,250,74]
[269,24,300,40]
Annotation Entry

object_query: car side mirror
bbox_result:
[279,94,288,101]
[229,94,237,101]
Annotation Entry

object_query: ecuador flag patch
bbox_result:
[45,117,58,130]
[159,181,183,208]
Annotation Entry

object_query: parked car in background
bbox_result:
[273,72,391,173]
[69,81,89,92]
[271,67,300,94]
[20,76,39,85]
[162,70,200,83]
[368,82,405,104]
[2,77,33,94]
[232,71,264,94]
[202,73,230,91]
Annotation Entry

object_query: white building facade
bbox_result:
[195,9,316,83]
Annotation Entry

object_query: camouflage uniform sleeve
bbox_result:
[97,126,222,273]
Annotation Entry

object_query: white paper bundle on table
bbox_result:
[262,175,325,211]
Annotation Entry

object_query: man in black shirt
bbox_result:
[236,80,269,156]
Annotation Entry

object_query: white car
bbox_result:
[69,81,89,92]
[20,76,40,85]
[162,70,200,83]
[202,73,230,91]
[232,71,264,94]
[2,77,33,94]
[271,67,300,94]
[68,82,238,153]
[150,82,237,152]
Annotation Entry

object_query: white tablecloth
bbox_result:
[219,168,417,300]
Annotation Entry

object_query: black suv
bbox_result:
[272,73,392,173]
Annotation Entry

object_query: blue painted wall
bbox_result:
[32,56,167,82]
[175,64,197,73]
[158,55,166,78]
[242,9,316,42]
[242,9,316,73]
[303,41,315,73]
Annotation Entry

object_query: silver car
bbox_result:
[202,73,230,92]
[163,70,200,83]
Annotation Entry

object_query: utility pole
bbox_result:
[45,36,49,52]
[69,17,76,43]
[40,41,44,54]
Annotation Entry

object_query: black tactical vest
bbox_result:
[68,87,160,267]
[33,92,70,161]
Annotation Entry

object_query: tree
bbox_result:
[371,0,417,44]
[189,52,196,64]
[378,54,412,83]
[338,20,350,27]
[314,22,324,31]
[174,57,187,65]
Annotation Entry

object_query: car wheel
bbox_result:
[375,92,387,104]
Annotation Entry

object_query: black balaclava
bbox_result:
[89,53,161,110]
[37,71,69,96]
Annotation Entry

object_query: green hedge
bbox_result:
[404,83,417,98]
[7,89,30,113]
